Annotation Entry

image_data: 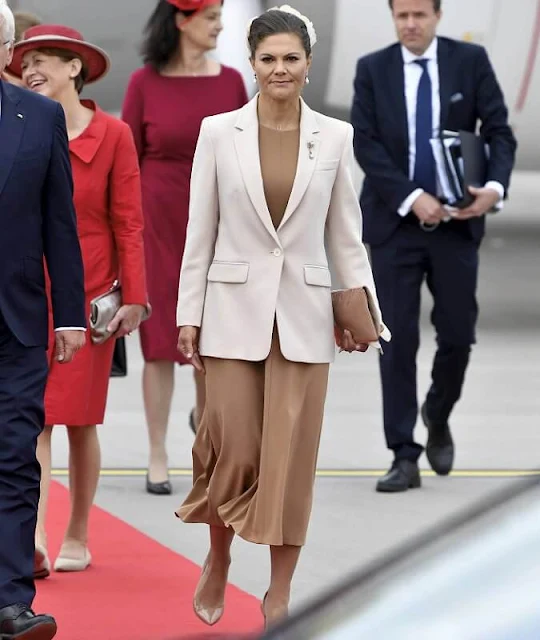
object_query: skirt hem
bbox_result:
[175,509,305,547]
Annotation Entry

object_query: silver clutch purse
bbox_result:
[89,280,122,345]
[90,280,152,345]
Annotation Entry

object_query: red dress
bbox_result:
[44,101,147,426]
[122,64,248,364]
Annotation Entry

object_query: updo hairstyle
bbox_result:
[247,10,311,59]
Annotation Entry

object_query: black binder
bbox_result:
[439,130,488,209]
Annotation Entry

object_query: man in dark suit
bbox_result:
[0,4,86,638]
[351,0,516,492]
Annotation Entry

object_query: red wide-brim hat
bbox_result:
[8,24,110,84]
[166,0,222,12]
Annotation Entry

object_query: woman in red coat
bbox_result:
[9,25,149,576]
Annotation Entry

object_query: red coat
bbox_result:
[45,101,147,426]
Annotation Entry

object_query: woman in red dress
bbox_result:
[9,25,149,575]
[122,0,248,495]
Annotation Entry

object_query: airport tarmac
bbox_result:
[49,171,540,614]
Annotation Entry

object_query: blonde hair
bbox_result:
[14,10,41,43]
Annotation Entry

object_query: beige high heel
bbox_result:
[54,547,92,572]
[261,592,268,628]
[193,559,225,626]
[34,544,51,579]
[261,592,289,629]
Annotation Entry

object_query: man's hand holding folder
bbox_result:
[430,129,503,220]
[450,185,501,220]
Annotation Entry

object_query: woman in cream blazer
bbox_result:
[176,5,389,630]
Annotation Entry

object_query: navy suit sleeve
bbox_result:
[475,47,517,192]
[351,57,418,212]
[42,104,86,329]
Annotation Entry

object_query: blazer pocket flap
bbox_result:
[207,262,249,284]
[316,160,339,172]
[304,265,331,287]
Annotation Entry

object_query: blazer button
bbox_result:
[272,248,282,257]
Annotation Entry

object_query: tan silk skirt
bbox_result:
[176,330,329,546]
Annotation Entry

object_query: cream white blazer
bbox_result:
[176,95,390,363]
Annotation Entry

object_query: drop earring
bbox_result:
[253,73,257,84]
[305,76,310,85]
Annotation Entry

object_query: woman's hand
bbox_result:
[334,326,369,353]
[178,326,205,373]
[107,304,147,338]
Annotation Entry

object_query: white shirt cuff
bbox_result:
[54,327,86,331]
[485,180,505,212]
[398,189,424,217]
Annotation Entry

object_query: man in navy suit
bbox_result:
[0,4,85,638]
[351,0,516,492]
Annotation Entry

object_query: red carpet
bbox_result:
[35,482,263,639]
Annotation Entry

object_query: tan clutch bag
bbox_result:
[89,280,151,345]
[331,287,380,344]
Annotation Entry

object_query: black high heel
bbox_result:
[146,474,172,495]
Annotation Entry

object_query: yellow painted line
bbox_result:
[50,468,540,479]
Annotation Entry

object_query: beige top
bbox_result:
[259,125,300,229]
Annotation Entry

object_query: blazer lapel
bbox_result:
[438,38,455,131]
[0,82,26,195]
[278,99,320,230]
[386,45,409,168]
[69,101,107,164]
[234,97,280,244]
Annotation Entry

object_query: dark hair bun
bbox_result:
[247,7,316,59]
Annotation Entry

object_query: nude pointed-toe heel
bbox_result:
[193,559,225,626]
[261,592,268,627]
[193,602,224,626]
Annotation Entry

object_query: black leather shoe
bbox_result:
[376,459,421,493]
[0,604,56,640]
[421,403,454,476]
[146,474,172,495]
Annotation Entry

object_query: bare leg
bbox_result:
[264,545,302,627]
[193,367,206,426]
[35,425,53,550]
[193,525,234,623]
[57,425,101,560]
[143,360,174,483]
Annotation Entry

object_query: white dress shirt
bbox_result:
[0,89,85,332]
[398,37,504,216]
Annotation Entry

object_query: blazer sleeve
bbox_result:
[109,123,148,305]
[475,47,517,192]
[176,119,218,327]
[325,124,391,342]
[121,71,145,161]
[351,57,418,212]
[42,104,86,329]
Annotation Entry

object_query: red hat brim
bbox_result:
[8,35,110,84]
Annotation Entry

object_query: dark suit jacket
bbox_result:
[0,80,85,346]
[351,37,517,246]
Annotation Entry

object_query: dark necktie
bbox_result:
[413,59,437,196]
